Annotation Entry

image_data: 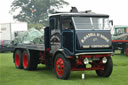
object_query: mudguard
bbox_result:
[53,49,73,59]
[52,48,73,69]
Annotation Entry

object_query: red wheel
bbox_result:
[15,54,20,67]
[14,50,23,69]
[23,53,28,69]
[23,50,38,70]
[56,58,64,77]
[54,53,71,80]
[126,48,128,56]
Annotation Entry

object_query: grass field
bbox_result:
[0,52,128,85]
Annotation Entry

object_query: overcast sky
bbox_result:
[0,0,128,25]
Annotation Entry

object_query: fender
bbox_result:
[53,49,74,59]
[52,48,74,69]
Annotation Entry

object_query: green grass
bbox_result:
[0,52,128,85]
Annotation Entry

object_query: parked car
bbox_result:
[0,40,14,53]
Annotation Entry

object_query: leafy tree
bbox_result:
[10,0,69,26]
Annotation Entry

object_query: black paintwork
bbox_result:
[14,44,45,51]
[62,30,74,53]
[44,27,50,49]
[14,13,112,57]
[112,41,128,52]
[49,14,112,57]
[75,30,112,52]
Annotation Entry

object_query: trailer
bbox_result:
[0,22,28,52]
[114,26,128,36]
[112,33,128,56]
[0,22,28,41]
[13,8,113,80]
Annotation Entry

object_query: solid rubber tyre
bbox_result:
[54,53,71,80]
[23,50,37,70]
[14,50,23,69]
[96,56,113,77]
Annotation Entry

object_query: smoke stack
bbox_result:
[70,7,78,13]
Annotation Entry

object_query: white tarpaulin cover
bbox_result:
[12,28,44,45]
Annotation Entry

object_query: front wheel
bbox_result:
[96,56,113,77]
[54,53,71,80]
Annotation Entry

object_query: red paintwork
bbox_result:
[43,51,45,60]
[39,51,45,64]
[72,61,104,71]
[68,54,109,59]
[112,40,128,42]
[15,53,20,67]
[1,40,4,47]
[23,53,28,68]
[39,51,50,65]
[68,56,74,58]
[72,67,104,71]
[56,58,64,76]
[46,48,50,52]
[71,54,107,71]
[76,58,83,65]
[126,48,128,56]
[69,54,109,66]
[80,54,110,58]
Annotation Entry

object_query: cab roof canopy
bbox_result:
[50,13,109,18]
[50,7,109,18]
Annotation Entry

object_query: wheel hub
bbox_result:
[57,65,61,69]
[56,58,64,76]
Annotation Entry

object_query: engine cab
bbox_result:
[49,12,112,56]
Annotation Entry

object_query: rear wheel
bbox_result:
[14,50,23,69]
[96,56,113,77]
[23,50,37,70]
[54,53,71,80]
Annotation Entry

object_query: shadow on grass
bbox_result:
[30,65,102,80]
[19,64,114,81]
[33,65,56,77]
[69,71,103,80]
[114,53,125,56]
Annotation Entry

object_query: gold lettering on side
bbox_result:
[81,33,110,43]
[83,45,90,48]
[91,45,110,48]
[83,45,110,48]
[81,39,84,43]
[100,34,109,43]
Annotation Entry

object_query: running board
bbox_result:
[75,52,113,56]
